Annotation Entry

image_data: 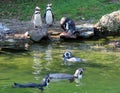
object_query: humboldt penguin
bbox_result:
[62,51,86,64]
[60,17,76,35]
[32,6,42,28]
[44,4,54,26]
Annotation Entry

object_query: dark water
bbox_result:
[0,41,120,93]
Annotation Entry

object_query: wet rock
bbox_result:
[28,25,48,42]
[0,38,29,51]
[60,24,94,40]
[108,41,120,48]
[60,32,77,39]
[76,24,94,38]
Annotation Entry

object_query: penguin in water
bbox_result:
[32,6,42,29]
[62,51,86,65]
[44,4,54,26]
[12,75,50,91]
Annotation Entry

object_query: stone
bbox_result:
[29,26,48,42]
[76,24,94,38]
[95,10,120,32]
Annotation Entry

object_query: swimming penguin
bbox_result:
[44,3,54,26]
[62,51,86,64]
[48,68,84,82]
[12,68,83,91]
[12,75,50,91]
[32,6,42,29]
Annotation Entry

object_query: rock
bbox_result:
[0,38,29,51]
[60,32,77,39]
[76,24,94,38]
[60,24,94,40]
[95,10,120,33]
[29,25,48,42]
[108,41,120,48]
[0,23,16,39]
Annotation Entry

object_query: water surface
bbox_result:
[0,40,120,93]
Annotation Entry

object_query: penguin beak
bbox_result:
[74,68,83,78]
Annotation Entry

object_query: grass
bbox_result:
[0,0,120,21]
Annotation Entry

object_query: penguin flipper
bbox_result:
[43,13,46,23]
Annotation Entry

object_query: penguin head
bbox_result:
[46,3,52,10]
[60,17,67,25]
[34,6,41,14]
[74,68,84,79]
[63,51,72,59]
[42,74,50,86]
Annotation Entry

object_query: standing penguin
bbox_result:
[32,6,42,29]
[44,4,54,26]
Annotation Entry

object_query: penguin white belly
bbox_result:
[34,14,42,27]
[46,11,53,25]
[66,57,81,62]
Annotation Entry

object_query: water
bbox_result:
[0,41,120,93]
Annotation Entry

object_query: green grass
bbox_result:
[0,0,120,21]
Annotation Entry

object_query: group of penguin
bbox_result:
[12,51,85,91]
[32,3,76,35]
[12,4,84,91]
[13,68,84,91]
[33,3,54,28]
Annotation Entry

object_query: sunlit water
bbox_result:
[0,41,120,93]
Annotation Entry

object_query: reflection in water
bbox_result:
[32,54,42,80]
[45,44,52,71]
[29,42,119,92]
[31,44,53,81]
[31,44,45,81]
[32,52,42,80]
[45,44,52,61]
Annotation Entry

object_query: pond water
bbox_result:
[0,39,120,93]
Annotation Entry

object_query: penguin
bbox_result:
[12,75,50,91]
[44,4,54,26]
[60,17,76,35]
[62,51,86,64]
[63,51,73,59]
[32,6,42,29]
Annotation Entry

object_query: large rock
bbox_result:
[29,25,48,42]
[95,10,120,32]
